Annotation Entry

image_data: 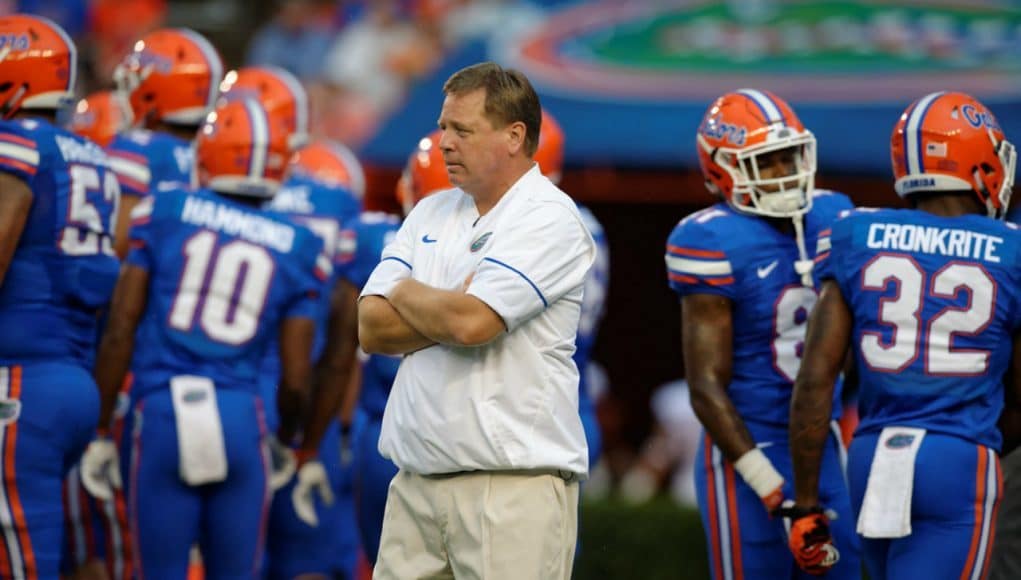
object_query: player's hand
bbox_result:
[776,502,840,575]
[292,459,335,527]
[266,436,296,491]
[80,438,121,501]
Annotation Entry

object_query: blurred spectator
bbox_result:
[619,379,701,508]
[6,0,89,36]
[318,0,444,146]
[246,0,339,81]
[89,0,167,90]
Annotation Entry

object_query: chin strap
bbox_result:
[792,212,814,288]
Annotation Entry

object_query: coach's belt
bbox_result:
[422,468,580,483]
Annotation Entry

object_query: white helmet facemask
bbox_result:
[718,126,818,219]
[701,125,819,287]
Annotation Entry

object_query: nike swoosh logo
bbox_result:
[757,260,779,279]
[421,235,438,244]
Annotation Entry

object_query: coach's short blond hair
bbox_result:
[443,62,541,157]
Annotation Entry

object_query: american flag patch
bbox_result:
[926,141,947,157]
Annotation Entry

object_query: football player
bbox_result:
[106,27,223,258]
[69,90,131,149]
[536,112,610,474]
[789,91,1018,579]
[82,99,329,578]
[65,89,134,580]
[666,89,861,579]
[223,62,368,580]
[0,15,121,578]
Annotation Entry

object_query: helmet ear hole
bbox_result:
[0,83,11,93]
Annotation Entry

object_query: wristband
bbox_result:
[733,447,784,499]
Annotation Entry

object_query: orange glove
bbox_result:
[779,503,840,575]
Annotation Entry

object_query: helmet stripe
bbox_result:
[737,89,785,126]
[244,100,269,179]
[177,28,224,113]
[905,91,945,176]
[34,16,77,95]
[266,66,308,137]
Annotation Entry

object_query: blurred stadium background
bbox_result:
[13,0,1021,577]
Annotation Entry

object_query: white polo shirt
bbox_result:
[361,164,595,476]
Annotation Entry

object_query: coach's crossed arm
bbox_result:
[386,277,505,347]
[358,294,435,356]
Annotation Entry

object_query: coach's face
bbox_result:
[437,88,511,198]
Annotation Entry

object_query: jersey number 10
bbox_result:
[169,231,274,345]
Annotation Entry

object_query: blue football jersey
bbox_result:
[818,208,1021,450]
[125,188,329,398]
[0,117,120,366]
[107,129,192,197]
[344,212,401,418]
[258,174,364,387]
[576,205,608,401]
[666,191,853,431]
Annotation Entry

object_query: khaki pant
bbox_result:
[373,469,579,580]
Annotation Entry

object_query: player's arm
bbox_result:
[789,279,852,507]
[94,264,149,430]
[1000,331,1021,454]
[298,279,359,458]
[276,315,316,445]
[683,293,786,509]
[386,277,505,347]
[112,195,142,259]
[0,172,33,286]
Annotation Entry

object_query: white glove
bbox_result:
[80,438,121,501]
[292,460,335,527]
[266,436,296,491]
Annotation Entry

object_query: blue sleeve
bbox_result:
[812,190,855,223]
[106,135,152,197]
[283,231,330,320]
[1005,225,1021,333]
[665,211,737,300]
[343,218,399,290]
[124,195,158,271]
[814,213,855,294]
[0,120,41,183]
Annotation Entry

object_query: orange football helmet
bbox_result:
[114,28,224,127]
[697,89,816,218]
[892,91,1016,218]
[195,100,290,199]
[219,66,308,150]
[289,139,365,198]
[0,14,77,118]
[401,130,450,215]
[535,109,565,184]
[70,91,130,147]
